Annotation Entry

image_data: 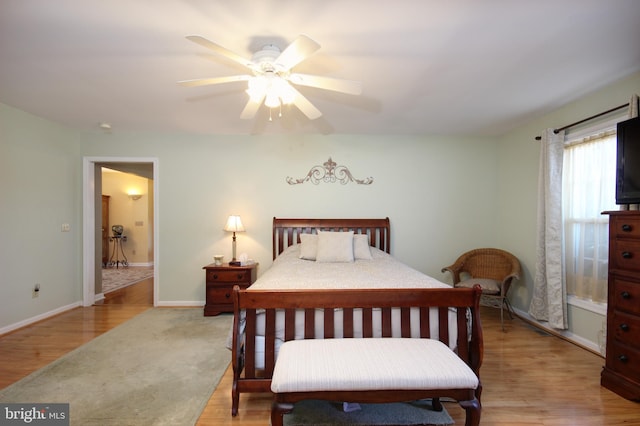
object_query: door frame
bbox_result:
[82,156,159,307]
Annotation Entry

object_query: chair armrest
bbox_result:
[441,265,461,284]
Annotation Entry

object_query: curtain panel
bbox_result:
[530,129,568,329]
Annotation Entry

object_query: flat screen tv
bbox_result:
[616,116,640,205]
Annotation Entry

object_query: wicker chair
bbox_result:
[442,248,521,331]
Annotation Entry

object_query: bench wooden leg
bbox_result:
[271,401,294,426]
[432,397,443,411]
[459,398,481,426]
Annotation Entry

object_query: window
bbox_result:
[562,129,617,305]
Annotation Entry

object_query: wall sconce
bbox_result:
[128,193,143,201]
[223,215,245,266]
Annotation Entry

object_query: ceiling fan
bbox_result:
[178,34,362,120]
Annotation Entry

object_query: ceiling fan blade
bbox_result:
[289,73,362,95]
[177,75,250,87]
[240,96,265,120]
[185,35,252,68]
[275,35,321,70]
[287,85,322,120]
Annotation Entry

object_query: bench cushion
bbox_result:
[270,338,478,393]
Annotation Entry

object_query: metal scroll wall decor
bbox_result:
[286,157,373,185]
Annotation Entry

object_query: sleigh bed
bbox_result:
[230,218,483,418]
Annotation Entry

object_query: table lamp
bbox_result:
[223,215,245,266]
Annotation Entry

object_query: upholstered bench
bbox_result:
[270,337,481,426]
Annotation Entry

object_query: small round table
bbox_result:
[108,235,128,268]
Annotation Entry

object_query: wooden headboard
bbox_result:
[272,217,391,259]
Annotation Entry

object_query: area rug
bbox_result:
[102,266,154,293]
[284,399,454,425]
[0,309,232,426]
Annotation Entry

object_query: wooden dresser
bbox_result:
[602,210,640,401]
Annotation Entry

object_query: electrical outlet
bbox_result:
[61,223,70,232]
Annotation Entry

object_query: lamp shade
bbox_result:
[223,215,245,233]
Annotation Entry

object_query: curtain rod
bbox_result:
[534,103,629,140]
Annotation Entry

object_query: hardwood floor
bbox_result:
[199,308,640,426]
[2,286,638,425]
[0,277,152,388]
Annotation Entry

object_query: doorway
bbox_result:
[100,166,154,305]
[82,157,159,307]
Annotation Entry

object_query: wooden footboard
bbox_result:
[230,285,483,416]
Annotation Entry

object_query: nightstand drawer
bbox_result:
[206,269,250,283]
[206,286,235,304]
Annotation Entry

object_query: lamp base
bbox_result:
[229,260,242,266]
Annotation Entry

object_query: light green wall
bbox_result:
[0,103,82,328]
[497,71,640,350]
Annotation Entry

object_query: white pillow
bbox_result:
[298,233,318,260]
[353,234,373,260]
[316,231,354,263]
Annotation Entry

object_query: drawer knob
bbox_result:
[237,274,244,279]
[213,274,218,279]
[621,224,633,232]
[621,291,631,300]
[225,293,230,299]
[620,323,630,332]
[621,251,633,259]
[618,354,629,363]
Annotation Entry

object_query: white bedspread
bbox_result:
[249,244,450,291]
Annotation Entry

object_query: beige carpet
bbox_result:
[102,266,153,293]
[0,309,232,426]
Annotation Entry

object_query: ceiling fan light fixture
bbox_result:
[264,91,281,108]
[246,77,267,102]
[273,78,295,105]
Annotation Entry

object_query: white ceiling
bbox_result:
[1,0,639,136]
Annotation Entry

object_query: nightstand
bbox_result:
[203,263,258,316]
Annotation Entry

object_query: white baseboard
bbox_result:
[0,301,82,336]
[511,306,603,357]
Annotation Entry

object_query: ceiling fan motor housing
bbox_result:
[251,44,283,74]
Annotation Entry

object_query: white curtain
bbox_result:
[530,128,568,329]
[563,132,616,303]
